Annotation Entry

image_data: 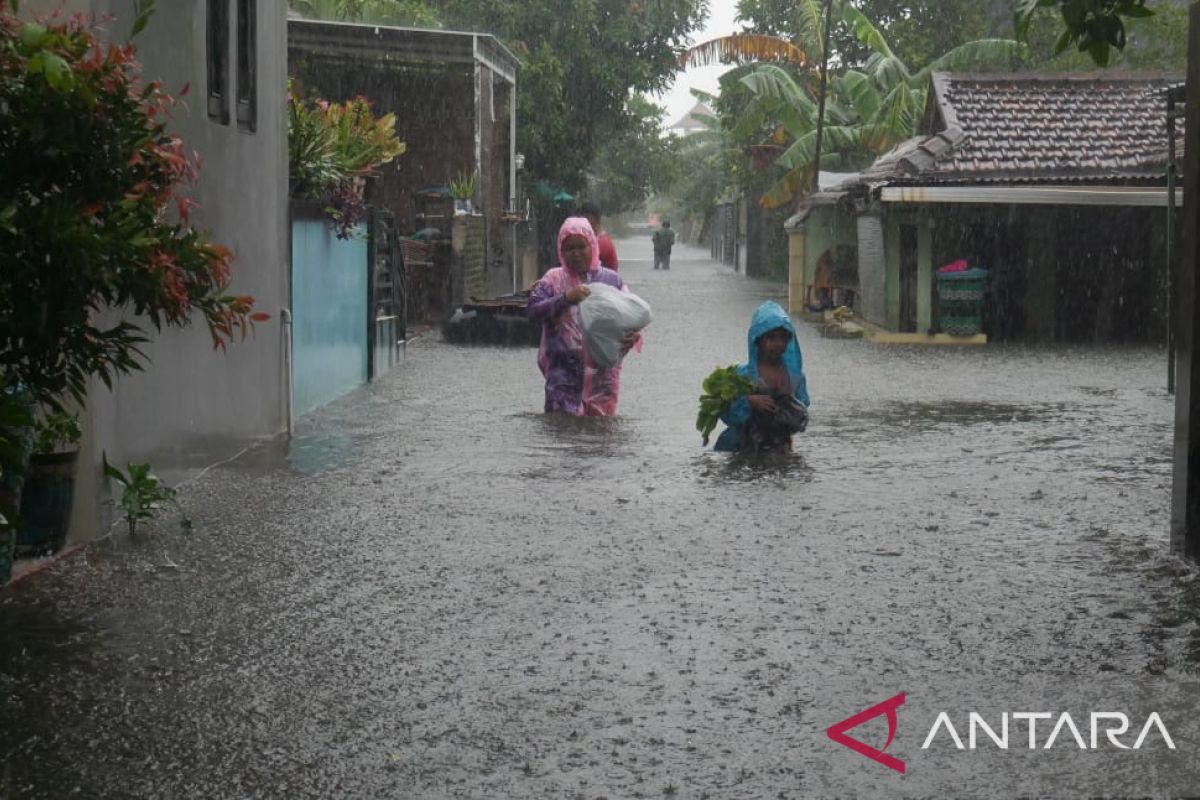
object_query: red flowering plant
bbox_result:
[0,1,267,414]
[288,81,406,238]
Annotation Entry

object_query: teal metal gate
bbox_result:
[291,216,369,417]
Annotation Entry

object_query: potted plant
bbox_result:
[16,411,81,557]
[450,170,477,215]
[288,82,406,239]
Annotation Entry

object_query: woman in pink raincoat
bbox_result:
[526,217,640,415]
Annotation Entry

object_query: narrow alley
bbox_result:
[1,237,1195,798]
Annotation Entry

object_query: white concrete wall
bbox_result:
[23,1,290,538]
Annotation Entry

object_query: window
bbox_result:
[206,0,229,124]
[236,0,256,132]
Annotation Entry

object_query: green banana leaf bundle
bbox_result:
[696,365,757,445]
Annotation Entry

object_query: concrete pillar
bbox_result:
[1171,2,1200,560]
[787,223,807,315]
[917,215,933,333]
[885,215,901,331]
[856,213,887,327]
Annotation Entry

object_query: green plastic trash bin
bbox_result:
[936,268,988,336]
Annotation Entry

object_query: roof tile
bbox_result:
[868,72,1184,185]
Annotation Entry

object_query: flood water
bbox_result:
[2,236,1198,798]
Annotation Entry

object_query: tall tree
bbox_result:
[1014,0,1154,65]
[736,0,1015,70]
[426,0,709,194]
[1017,0,1185,69]
[586,96,680,214]
[289,0,442,27]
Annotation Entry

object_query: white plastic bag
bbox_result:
[578,283,652,368]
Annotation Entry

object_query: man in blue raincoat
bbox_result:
[715,301,810,453]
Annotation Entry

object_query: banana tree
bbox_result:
[685,0,1020,208]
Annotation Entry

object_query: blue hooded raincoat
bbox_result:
[714,301,810,452]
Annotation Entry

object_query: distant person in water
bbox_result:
[527,217,641,416]
[579,200,618,271]
[715,301,810,453]
[652,219,675,270]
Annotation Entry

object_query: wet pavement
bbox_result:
[2,236,1198,798]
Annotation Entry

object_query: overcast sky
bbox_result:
[653,0,741,127]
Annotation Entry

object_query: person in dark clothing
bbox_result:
[652,219,675,270]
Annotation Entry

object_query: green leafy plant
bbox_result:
[289,0,442,27]
[32,411,81,455]
[0,387,34,533]
[102,456,191,537]
[696,365,757,445]
[1015,0,1153,65]
[288,80,406,237]
[449,170,477,201]
[0,3,267,412]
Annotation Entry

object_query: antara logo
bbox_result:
[921,711,1176,751]
[827,694,1178,774]
[826,692,907,774]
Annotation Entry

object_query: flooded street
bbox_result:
[2,237,1198,798]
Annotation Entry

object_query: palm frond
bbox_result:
[835,70,880,123]
[863,51,912,90]
[796,0,828,60]
[840,2,899,63]
[681,35,810,68]
[916,39,1021,81]
[738,65,818,116]
[874,82,923,142]
[759,168,806,209]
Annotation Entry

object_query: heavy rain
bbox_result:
[2,0,1200,798]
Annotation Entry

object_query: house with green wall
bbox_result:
[787,72,1182,343]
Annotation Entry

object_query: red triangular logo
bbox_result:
[826,692,906,774]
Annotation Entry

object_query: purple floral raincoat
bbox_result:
[527,217,640,415]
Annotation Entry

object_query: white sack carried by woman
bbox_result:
[578,283,653,368]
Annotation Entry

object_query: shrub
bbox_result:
[288,81,406,238]
[0,2,267,410]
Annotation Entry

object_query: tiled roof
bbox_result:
[860,72,1184,186]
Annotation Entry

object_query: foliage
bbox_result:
[0,388,34,532]
[737,0,1016,70]
[0,3,267,412]
[1015,0,1154,65]
[692,0,1018,208]
[32,412,81,455]
[427,0,707,197]
[289,0,443,27]
[696,366,758,446]
[1019,0,1185,69]
[655,88,746,235]
[587,96,682,214]
[681,34,810,68]
[449,170,477,200]
[102,456,190,537]
[288,82,406,237]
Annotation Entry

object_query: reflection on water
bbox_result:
[694,450,814,485]
[287,430,357,474]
